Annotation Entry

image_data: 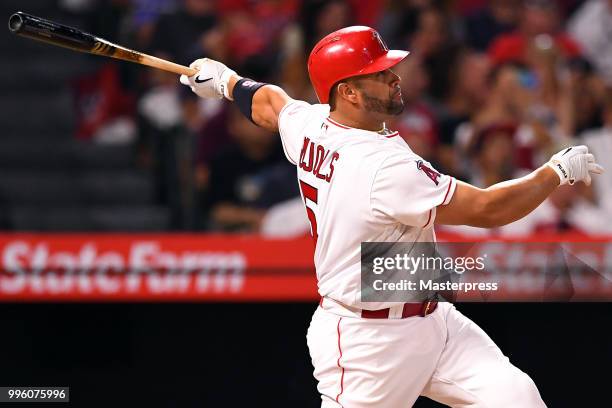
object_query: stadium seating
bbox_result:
[0,2,171,231]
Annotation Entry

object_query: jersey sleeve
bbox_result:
[277,100,313,165]
[370,154,456,228]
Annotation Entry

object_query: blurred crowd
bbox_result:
[61,0,612,236]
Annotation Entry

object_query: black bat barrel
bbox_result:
[8,11,97,53]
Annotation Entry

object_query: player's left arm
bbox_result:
[435,168,559,227]
[436,146,604,228]
[180,58,293,132]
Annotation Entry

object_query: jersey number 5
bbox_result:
[299,180,318,245]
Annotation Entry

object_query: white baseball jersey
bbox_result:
[281,104,545,408]
[278,100,456,309]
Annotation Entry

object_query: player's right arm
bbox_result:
[436,146,604,228]
[179,58,295,132]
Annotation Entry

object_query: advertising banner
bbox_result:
[1,233,610,301]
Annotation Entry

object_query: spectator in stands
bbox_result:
[519,37,601,141]
[149,0,217,64]
[568,0,612,85]
[276,0,355,102]
[521,33,573,139]
[435,50,490,177]
[193,102,233,194]
[488,0,581,66]
[300,0,355,53]
[573,89,612,228]
[41,0,612,234]
[389,55,439,164]
[455,63,549,172]
[137,65,193,228]
[408,6,462,101]
[560,57,605,136]
[203,107,297,232]
[468,124,522,188]
[138,67,183,134]
[384,0,446,48]
[464,0,521,51]
[61,0,134,41]
[219,0,297,66]
[72,64,137,144]
[128,0,180,48]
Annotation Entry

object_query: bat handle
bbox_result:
[172,64,198,77]
[138,52,198,76]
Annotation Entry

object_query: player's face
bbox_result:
[354,69,404,116]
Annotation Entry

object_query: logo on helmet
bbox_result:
[372,31,389,52]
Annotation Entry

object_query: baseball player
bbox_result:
[180,26,603,407]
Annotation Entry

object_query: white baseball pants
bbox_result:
[306,301,546,407]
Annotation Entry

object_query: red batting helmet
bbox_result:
[307,26,410,104]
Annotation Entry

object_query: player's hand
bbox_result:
[546,145,604,186]
[179,58,236,100]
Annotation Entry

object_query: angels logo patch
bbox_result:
[416,160,440,185]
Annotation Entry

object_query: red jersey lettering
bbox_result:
[299,137,340,183]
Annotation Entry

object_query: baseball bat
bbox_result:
[8,11,197,77]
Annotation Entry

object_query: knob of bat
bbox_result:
[8,13,24,33]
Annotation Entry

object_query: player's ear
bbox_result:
[337,82,359,105]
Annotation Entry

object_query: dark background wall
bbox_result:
[1,302,610,408]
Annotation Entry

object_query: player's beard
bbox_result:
[361,90,404,116]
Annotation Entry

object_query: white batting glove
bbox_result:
[179,58,236,100]
[546,145,604,186]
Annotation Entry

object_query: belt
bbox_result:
[319,297,438,319]
[362,300,438,318]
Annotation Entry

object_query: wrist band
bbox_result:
[220,68,236,100]
[233,78,268,123]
